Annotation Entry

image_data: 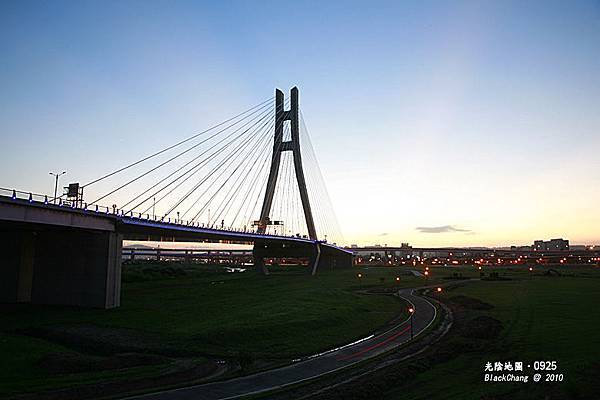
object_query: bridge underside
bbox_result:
[0,220,121,308]
[253,241,353,275]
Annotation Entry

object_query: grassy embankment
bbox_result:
[0,263,421,397]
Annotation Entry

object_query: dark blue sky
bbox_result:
[1,1,599,245]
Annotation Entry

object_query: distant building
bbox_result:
[533,238,569,251]
[510,245,532,251]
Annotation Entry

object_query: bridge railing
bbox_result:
[0,187,319,242]
[0,187,55,204]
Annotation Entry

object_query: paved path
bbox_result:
[125,288,436,400]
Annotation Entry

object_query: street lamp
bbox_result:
[436,287,442,293]
[49,171,66,204]
[408,307,415,339]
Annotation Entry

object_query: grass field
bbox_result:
[380,265,600,400]
[5,262,597,399]
[0,263,417,397]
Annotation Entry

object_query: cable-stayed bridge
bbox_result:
[0,87,352,308]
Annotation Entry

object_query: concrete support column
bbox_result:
[32,229,122,308]
[0,228,122,308]
[0,231,35,303]
[104,232,122,309]
[252,242,270,275]
[17,232,35,302]
[310,243,321,276]
[253,256,269,275]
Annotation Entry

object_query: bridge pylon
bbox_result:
[256,87,316,240]
[253,87,321,275]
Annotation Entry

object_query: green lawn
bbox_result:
[0,263,415,397]
[383,265,600,399]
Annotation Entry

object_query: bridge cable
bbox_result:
[83,98,273,188]
[127,104,276,212]
[164,109,276,219]
[209,130,274,228]
[242,111,293,231]
[299,110,344,243]
[88,100,274,205]
[188,122,274,224]
[207,121,275,224]
[231,147,272,229]
[178,102,289,225]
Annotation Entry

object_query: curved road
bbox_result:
[125,288,436,400]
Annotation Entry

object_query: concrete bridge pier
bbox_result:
[253,254,270,275]
[0,226,122,309]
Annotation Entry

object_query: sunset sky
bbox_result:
[1,1,599,247]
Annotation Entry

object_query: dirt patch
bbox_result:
[364,288,398,294]
[10,359,219,400]
[574,361,600,398]
[460,315,503,339]
[21,324,198,357]
[481,272,512,281]
[448,295,494,310]
[544,269,563,277]
[10,324,224,399]
[36,352,168,374]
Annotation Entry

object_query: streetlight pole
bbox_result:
[49,171,66,204]
[408,307,414,339]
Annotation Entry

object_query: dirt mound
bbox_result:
[544,269,563,277]
[17,359,218,400]
[22,324,195,357]
[36,352,167,374]
[460,316,503,339]
[448,295,494,310]
[575,362,600,398]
